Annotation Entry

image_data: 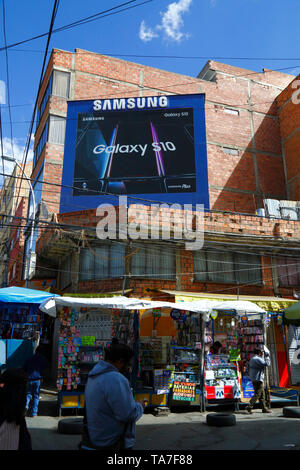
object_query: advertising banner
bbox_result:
[60,94,209,212]
[172,381,196,401]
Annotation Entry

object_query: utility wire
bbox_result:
[0,1,152,53]
[14,0,60,214]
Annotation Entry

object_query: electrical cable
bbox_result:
[0,1,152,53]
[13,0,60,217]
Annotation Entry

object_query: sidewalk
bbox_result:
[26,394,300,451]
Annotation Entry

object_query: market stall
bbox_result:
[39,296,214,414]
[0,286,59,370]
[204,300,268,409]
[136,300,219,410]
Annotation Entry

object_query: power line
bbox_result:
[14,0,60,214]
[4,233,300,298]
[0,1,152,53]
[1,0,14,161]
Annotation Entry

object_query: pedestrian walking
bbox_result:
[0,368,32,450]
[23,345,49,417]
[80,342,146,450]
[246,346,272,414]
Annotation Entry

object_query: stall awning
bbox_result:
[283,301,300,326]
[39,296,214,319]
[0,286,59,305]
[159,290,297,312]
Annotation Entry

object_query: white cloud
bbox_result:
[139,20,159,42]
[1,136,33,174]
[139,0,192,43]
[159,0,192,42]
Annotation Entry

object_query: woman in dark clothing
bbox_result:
[0,368,32,450]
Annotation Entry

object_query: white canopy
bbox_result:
[39,295,216,320]
[213,300,266,316]
[39,296,266,321]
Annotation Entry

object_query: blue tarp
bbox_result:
[0,286,59,305]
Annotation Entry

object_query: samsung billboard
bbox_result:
[60,93,209,213]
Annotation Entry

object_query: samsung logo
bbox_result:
[93,96,168,111]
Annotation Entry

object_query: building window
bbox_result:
[79,244,125,281]
[36,74,53,128]
[33,119,49,167]
[48,115,66,145]
[131,245,176,280]
[33,115,66,167]
[36,70,70,129]
[193,250,262,284]
[276,257,300,287]
[52,70,70,98]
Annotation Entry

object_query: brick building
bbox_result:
[0,161,32,287]
[11,48,300,386]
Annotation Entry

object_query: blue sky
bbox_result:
[0,0,300,174]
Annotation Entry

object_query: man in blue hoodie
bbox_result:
[246,346,272,414]
[81,342,145,450]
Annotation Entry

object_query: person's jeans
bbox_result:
[249,381,267,411]
[26,379,41,416]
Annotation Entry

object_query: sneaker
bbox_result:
[262,409,272,414]
[246,406,253,414]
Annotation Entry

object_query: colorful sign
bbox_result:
[81,336,96,346]
[60,94,209,213]
[172,381,196,401]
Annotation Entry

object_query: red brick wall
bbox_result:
[31,49,294,217]
[277,75,300,199]
[36,205,300,297]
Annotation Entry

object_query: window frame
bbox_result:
[130,245,176,280]
[79,244,126,281]
[193,249,262,285]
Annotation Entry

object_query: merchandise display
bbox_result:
[204,313,267,405]
[135,309,205,408]
[56,305,136,414]
[0,306,43,340]
[205,354,240,400]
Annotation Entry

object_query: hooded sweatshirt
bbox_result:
[248,353,270,383]
[84,360,143,449]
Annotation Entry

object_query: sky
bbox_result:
[0,0,300,177]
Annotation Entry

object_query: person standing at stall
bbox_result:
[0,368,32,450]
[246,346,272,414]
[23,345,49,417]
[80,342,145,450]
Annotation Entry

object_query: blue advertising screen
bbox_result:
[60,94,209,213]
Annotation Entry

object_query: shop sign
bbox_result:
[172,381,196,401]
[170,309,187,323]
[81,336,96,346]
[211,310,218,320]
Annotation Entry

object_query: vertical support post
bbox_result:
[200,313,206,412]
[132,310,139,395]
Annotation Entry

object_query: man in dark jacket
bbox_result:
[23,346,49,417]
[246,346,271,414]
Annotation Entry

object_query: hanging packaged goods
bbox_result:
[39,296,270,412]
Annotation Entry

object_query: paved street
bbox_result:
[26,393,300,451]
